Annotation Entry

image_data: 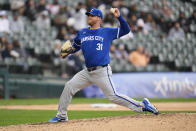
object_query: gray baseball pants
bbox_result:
[56,65,143,119]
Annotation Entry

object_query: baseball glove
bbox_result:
[61,40,74,58]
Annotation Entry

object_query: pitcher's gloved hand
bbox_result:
[61,40,74,58]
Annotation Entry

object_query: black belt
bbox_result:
[87,64,108,72]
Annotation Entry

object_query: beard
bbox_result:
[88,20,93,26]
[88,18,97,26]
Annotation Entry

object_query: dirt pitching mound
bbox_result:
[1,113,196,131]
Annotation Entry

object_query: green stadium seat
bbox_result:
[146,64,155,72]
[124,64,136,72]
[175,59,184,67]
[168,53,175,61]
[0,0,7,4]
[135,66,146,72]
[156,64,169,72]
[27,57,40,66]
[4,58,14,65]
[34,46,41,55]
[43,47,51,55]
[184,58,193,67]
[190,24,196,32]
[112,63,123,73]
[192,66,196,72]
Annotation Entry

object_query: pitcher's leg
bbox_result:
[93,66,143,112]
[56,69,91,118]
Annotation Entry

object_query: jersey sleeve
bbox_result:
[118,15,131,37]
[72,32,81,53]
[106,28,120,40]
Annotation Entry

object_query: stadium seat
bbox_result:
[156,64,169,72]
[27,57,40,66]
[0,0,7,4]
[112,63,123,72]
[124,64,136,72]
[146,64,155,72]
[190,24,196,32]
[4,58,14,65]
[192,66,196,72]
[34,46,41,55]
[175,59,184,67]
[135,66,146,72]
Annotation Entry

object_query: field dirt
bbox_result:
[0,102,196,131]
[0,102,196,111]
[0,113,196,131]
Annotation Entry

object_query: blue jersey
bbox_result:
[72,15,130,68]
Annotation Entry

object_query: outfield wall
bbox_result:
[1,72,196,98]
[83,72,196,98]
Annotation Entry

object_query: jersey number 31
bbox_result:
[96,43,103,50]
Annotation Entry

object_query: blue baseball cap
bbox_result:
[86,8,103,19]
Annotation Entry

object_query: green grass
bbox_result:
[0,98,196,105]
[0,98,195,126]
[0,109,196,126]
[161,111,196,113]
[146,98,196,103]
[0,109,137,126]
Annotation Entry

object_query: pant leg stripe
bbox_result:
[106,67,141,107]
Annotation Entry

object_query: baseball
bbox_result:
[110,8,115,13]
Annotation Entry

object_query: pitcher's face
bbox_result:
[87,14,101,26]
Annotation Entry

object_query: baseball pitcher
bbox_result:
[49,8,159,122]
